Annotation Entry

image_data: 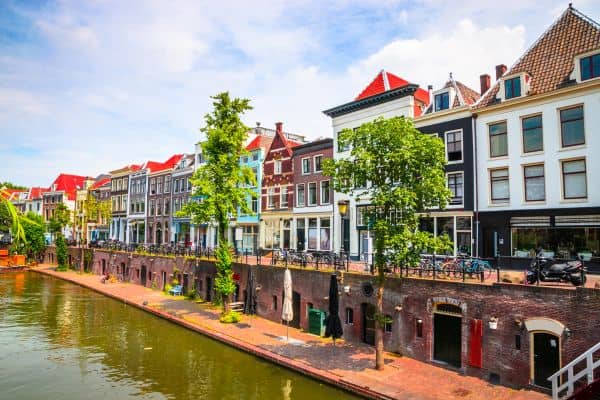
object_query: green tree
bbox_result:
[0,182,28,190]
[21,212,46,262]
[323,116,451,370]
[48,203,71,236]
[55,234,68,271]
[178,92,256,314]
[0,188,26,246]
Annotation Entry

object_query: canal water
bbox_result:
[0,272,360,400]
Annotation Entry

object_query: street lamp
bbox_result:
[338,200,349,254]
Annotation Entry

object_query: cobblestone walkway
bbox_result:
[34,265,547,400]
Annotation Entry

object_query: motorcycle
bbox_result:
[526,251,587,286]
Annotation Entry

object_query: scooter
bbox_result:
[526,251,587,286]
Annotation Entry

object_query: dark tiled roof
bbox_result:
[477,7,600,109]
[423,79,480,114]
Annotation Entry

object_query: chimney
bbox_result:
[275,122,283,135]
[427,84,433,105]
[479,74,491,95]
[495,64,507,80]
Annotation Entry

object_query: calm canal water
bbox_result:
[0,272,360,400]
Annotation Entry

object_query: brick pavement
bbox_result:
[33,265,548,400]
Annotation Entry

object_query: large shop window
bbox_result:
[524,164,545,202]
[562,159,587,200]
[320,218,331,250]
[512,226,599,260]
[418,215,472,255]
[522,115,543,153]
[560,106,585,147]
[308,218,318,250]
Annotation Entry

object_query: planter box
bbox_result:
[11,255,26,266]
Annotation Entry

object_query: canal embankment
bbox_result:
[32,265,546,400]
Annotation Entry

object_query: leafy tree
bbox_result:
[0,188,26,246]
[55,234,68,271]
[48,203,71,236]
[21,212,46,262]
[323,116,450,370]
[0,182,28,190]
[85,193,112,224]
[178,92,256,314]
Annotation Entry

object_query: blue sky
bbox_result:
[1,0,599,187]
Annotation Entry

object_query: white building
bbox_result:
[473,6,600,262]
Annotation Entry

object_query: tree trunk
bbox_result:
[375,283,384,370]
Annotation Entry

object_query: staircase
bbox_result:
[549,342,600,399]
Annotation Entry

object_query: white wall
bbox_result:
[475,87,600,212]
[330,96,415,255]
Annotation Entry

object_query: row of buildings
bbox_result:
[10,6,600,267]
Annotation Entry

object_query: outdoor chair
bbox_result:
[169,285,183,296]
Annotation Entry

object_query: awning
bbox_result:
[510,216,550,227]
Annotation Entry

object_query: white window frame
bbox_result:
[308,182,317,206]
[446,172,464,207]
[432,88,453,112]
[498,72,530,101]
[280,186,288,208]
[267,187,275,209]
[320,180,330,205]
[314,155,323,173]
[522,163,546,203]
[573,49,600,83]
[444,129,463,164]
[296,184,305,207]
[489,167,510,205]
[274,160,282,175]
[301,157,310,175]
[560,158,588,201]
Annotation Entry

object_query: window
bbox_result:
[447,172,463,205]
[320,218,330,250]
[157,179,162,194]
[560,106,585,147]
[337,132,350,152]
[272,295,277,311]
[524,164,545,202]
[308,183,317,206]
[251,197,258,213]
[267,187,275,209]
[280,186,288,208]
[164,176,170,193]
[308,218,317,250]
[150,179,156,194]
[274,160,282,175]
[562,159,587,199]
[580,53,600,81]
[384,315,392,333]
[504,76,521,99]
[187,178,192,191]
[302,158,310,174]
[522,115,543,153]
[296,184,305,207]
[490,168,510,204]
[150,200,155,215]
[242,156,248,164]
[252,151,259,161]
[314,155,323,172]
[345,308,354,324]
[434,91,449,111]
[445,130,462,162]
[164,199,170,215]
[320,181,330,204]
[489,121,508,157]
[156,200,161,215]
[174,179,179,193]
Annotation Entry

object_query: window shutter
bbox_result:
[469,319,483,368]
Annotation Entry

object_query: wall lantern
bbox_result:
[338,200,349,217]
[489,316,498,330]
[343,285,351,295]
[256,284,262,292]
[394,305,402,312]
[564,327,571,338]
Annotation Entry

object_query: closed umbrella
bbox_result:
[281,268,293,342]
[324,274,343,345]
[243,267,257,315]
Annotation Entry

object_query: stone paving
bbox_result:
[33,265,548,400]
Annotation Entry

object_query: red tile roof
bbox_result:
[48,174,92,201]
[91,178,110,189]
[246,135,274,152]
[0,188,27,201]
[355,70,431,113]
[28,187,48,200]
[146,154,184,173]
[477,6,600,109]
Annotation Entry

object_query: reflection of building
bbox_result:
[323,70,430,258]
[234,125,274,254]
[473,7,600,266]
[259,122,305,250]
[291,138,333,251]
[414,76,481,256]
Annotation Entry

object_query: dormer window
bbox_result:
[434,91,449,111]
[580,53,600,81]
[504,77,521,99]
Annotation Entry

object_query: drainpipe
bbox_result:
[472,114,479,258]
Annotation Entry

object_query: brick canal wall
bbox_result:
[44,248,600,389]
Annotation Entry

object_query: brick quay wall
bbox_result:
[45,247,600,390]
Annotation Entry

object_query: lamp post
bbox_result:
[338,200,349,255]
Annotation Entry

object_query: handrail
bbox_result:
[548,341,600,399]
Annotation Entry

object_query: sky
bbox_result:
[1,0,599,187]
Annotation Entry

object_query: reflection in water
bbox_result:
[0,272,358,400]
